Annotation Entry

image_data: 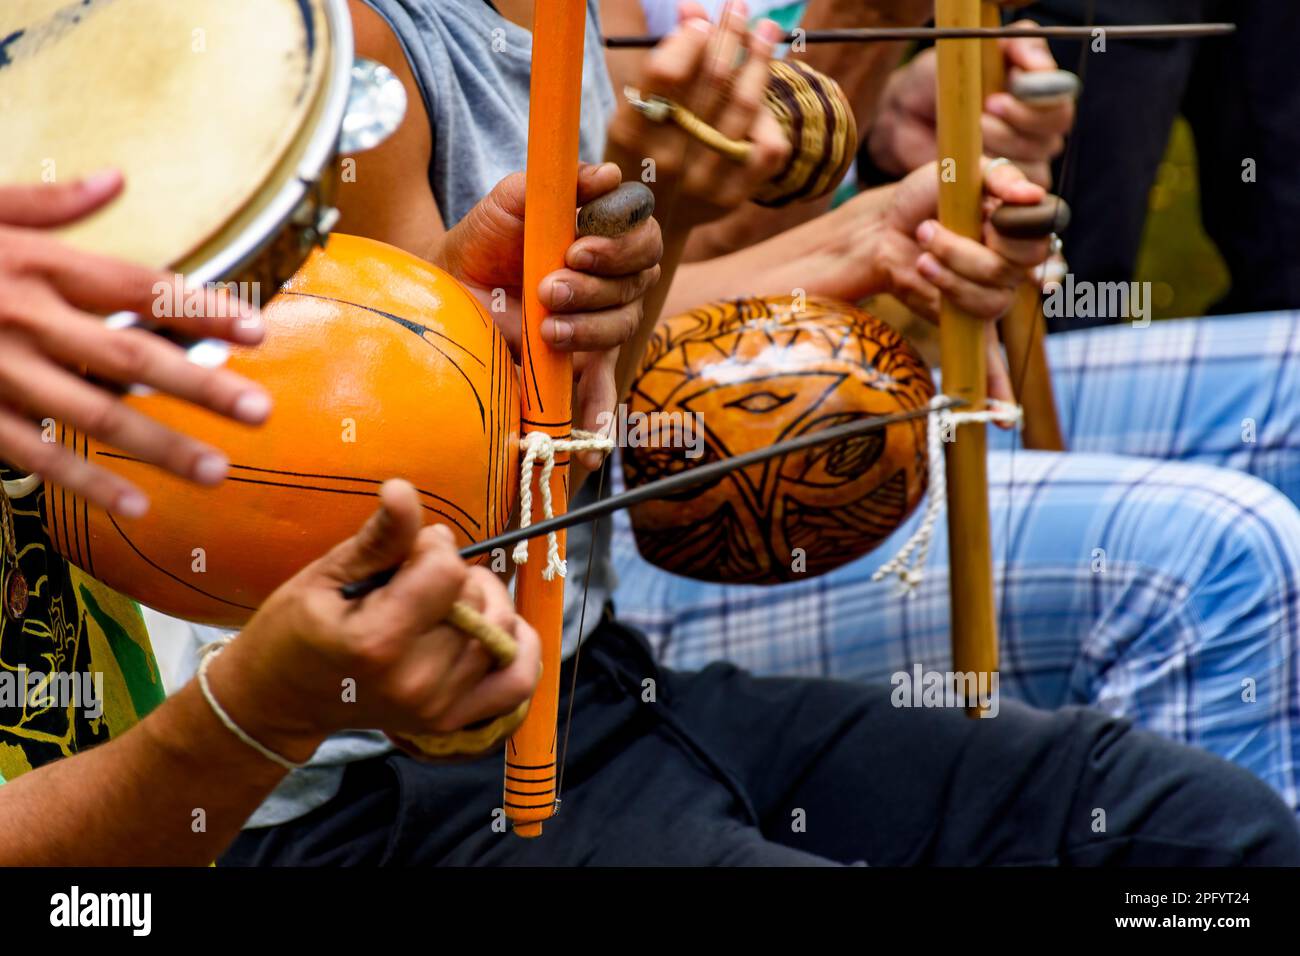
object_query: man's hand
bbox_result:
[208,480,541,761]
[880,159,1049,320]
[864,158,1052,402]
[440,164,663,464]
[606,3,792,229]
[867,22,1075,187]
[0,173,272,514]
[0,480,541,866]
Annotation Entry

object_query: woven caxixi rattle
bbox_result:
[625,59,858,207]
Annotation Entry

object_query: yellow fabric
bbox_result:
[0,741,33,783]
[1,474,162,779]
[70,566,162,742]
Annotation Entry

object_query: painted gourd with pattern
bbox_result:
[41,234,519,627]
[622,295,933,584]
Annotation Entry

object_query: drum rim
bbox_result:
[185,0,353,289]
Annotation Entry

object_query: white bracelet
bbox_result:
[196,638,306,772]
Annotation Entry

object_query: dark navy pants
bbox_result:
[221,612,1300,866]
[1024,0,1300,327]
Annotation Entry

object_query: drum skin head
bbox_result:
[623,296,935,584]
[42,235,521,628]
[0,0,324,268]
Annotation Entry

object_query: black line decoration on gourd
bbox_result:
[622,295,934,584]
[39,234,520,627]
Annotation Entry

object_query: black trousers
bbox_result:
[1023,0,1300,327]
[221,613,1300,866]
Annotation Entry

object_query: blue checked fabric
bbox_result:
[610,312,1300,815]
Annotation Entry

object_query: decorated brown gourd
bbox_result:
[41,234,519,627]
[622,295,933,584]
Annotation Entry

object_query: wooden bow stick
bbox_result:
[936,0,998,708]
[507,0,588,838]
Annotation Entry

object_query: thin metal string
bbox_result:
[1000,0,1097,637]
[554,0,1094,791]
[555,454,609,807]
[1005,0,1097,402]
[553,0,745,811]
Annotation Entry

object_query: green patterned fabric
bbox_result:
[0,465,163,783]
[760,1,808,31]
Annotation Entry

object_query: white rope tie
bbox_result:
[872,395,1021,595]
[513,429,615,580]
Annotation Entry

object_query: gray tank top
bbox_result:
[378,0,616,228]
[242,0,619,828]
[369,0,617,657]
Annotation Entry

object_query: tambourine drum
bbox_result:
[623,296,935,584]
[0,0,356,290]
[42,234,521,627]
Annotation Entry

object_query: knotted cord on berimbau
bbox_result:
[512,429,615,580]
[873,396,1021,592]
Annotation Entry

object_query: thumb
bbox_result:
[441,171,526,288]
[575,162,624,206]
[0,170,124,228]
[313,479,424,584]
[1002,21,1058,72]
[676,2,712,26]
[482,170,527,224]
[982,155,1046,205]
[888,163,939,232]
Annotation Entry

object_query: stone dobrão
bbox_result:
[623,296,934,584]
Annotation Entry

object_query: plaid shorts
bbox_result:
[611,312,1300,815]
